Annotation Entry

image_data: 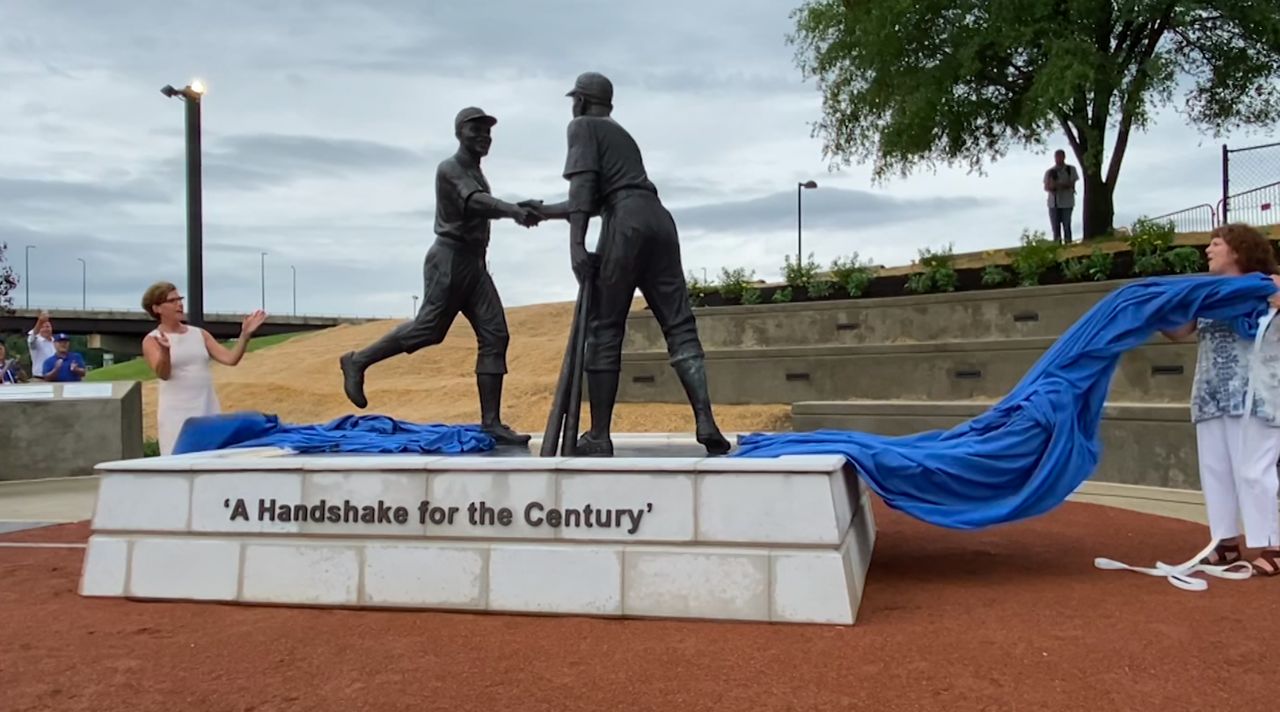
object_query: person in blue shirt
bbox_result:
[41,333,87,382]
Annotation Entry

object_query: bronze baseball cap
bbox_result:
[566,72,613,104]
[454,106,497,130]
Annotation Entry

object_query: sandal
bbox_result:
[1250,548,1280,577]
[1200,539,1243,566]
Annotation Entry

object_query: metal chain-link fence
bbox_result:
[1222,141,1280,227]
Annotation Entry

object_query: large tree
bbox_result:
[791,1,1280,238]
[0,243,16,313]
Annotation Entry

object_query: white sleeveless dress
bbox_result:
[150,326,221,456]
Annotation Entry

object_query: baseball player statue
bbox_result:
[340,106,541,447]
[522,73,731,457]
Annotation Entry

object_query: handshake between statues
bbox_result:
[511,199,546,228]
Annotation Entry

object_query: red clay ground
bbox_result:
[2,500,1276,712]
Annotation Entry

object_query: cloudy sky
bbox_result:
[2,0,1276,318]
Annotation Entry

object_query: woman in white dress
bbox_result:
[140,281,268,455]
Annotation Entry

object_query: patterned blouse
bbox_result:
[1191,316,1280,426]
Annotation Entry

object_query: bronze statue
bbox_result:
[340,107,540,446]
[524,73,731,457]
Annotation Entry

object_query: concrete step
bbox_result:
[789,400,1199,491]
[625,279,1133,352]
[621,338,1196,405]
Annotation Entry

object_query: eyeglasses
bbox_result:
[163,296,185,304]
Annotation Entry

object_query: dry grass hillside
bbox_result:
[138,301,792,441]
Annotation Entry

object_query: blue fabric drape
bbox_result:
[172,412,495,455]
[732,274,1278,530]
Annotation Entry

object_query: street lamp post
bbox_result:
[412,295,419,317]
[161,79,206,326]
[24,245,34,309]
[797,180,818,266]
[260,251,268,311]
[290,265,297,316]
[76,257,86,309]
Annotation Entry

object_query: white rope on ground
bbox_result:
[1095,306,1277,591]
[0,542,87,549]
[1094,540,1252,591]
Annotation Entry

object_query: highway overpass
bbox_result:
[0,308,373,358]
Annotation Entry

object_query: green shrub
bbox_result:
[1127,217,1176,276]
[143,439,160,458]
[905,244,958,294]
[782,253,822,289]
[1165,246,1204,274]
[1011,230,1063,287]
[807,279,834,299]
[1133,252,1167,276]
[829,253,877,297]
[1086,248,1114,281]
[981,265,1012,286]
[685,271,710,306]
[1059,258,1090,282]
[717,267,756,303]
[771,287,793,303]
[905,272,932,294]
[741,286,762,305]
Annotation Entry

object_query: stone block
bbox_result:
[300,472,429,536]
[79,536,130,597]
[93,474,191,532]
[426,472,556,539]
[191,472,304,534]
[488,545,622,615]
[624,548,770,621]
[129,538,240,601]
[771,550,853,624]
[242,543,360,605]
[558,473,693,542]
[697,473,840,545]
[363,543,486,609]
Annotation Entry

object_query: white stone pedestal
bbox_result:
[79,436,876,625]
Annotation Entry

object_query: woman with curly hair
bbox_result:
[1163,223,1280,576]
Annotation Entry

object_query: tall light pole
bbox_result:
[412,295,419,317]
[797,180,818,266]
[76,257,86,309]
[161,79,206,326]
[24,245,34,309]
[290,265,297,316]
[260,251,268,311]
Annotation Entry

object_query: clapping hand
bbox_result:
[242,309,268,337]
[151,332,171,350]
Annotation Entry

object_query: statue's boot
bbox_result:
[339,333,403,409]
[574,371,618,457]
[673,357,732,455]
[478,373,531,446]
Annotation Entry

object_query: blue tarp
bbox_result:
[172,412,495,455]
[732,274,1279,530]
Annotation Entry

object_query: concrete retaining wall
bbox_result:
[0,381,143,481]
[624,279,1135,353]
[620,338,1195,405]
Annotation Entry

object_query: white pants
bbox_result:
[1196,415,1280,548]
